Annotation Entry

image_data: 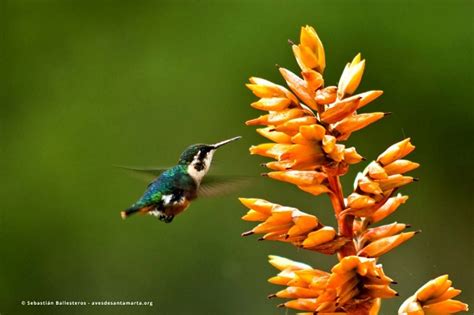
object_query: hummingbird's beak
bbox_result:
[212,136,242,149]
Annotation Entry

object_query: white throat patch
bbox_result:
[187,150,214,184]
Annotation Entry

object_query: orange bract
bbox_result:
[399,275,468,314]
[239,25,468,314]
[268,256,396,313]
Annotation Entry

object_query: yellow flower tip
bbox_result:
[298,25,325,73]
[337,54,366,98]
[268,255,312,271]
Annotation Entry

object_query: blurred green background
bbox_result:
[1,0,473,314]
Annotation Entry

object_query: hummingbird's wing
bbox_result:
[197,175,249,198]
[116,165,249,197]
[113,165,167,183]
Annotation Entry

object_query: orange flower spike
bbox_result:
[302,226,337,248]
[362,222,409,242]
[399,275,468,314]
[298,25,326,73]
[251,97,292,111]
[316,86,337,104]
[416,275,451,302]
[334,112,386,135]
[267,170,326,186]
[337,53,366,99]
[371,194,409,223]
[279,67,318,109]
[320,97,361,124]
[377,138,415,166]
[358,231,417,257]
[376,174,415,191]
[383,159,420,175]
[256,127,293,144]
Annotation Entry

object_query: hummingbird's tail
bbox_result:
[120,206,152,219]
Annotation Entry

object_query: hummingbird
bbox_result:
[120,136,242,223]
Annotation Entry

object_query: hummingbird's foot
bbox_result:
[159,214,174,223]
[149,210,174,223]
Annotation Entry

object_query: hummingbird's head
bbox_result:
[178,136,241,183]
